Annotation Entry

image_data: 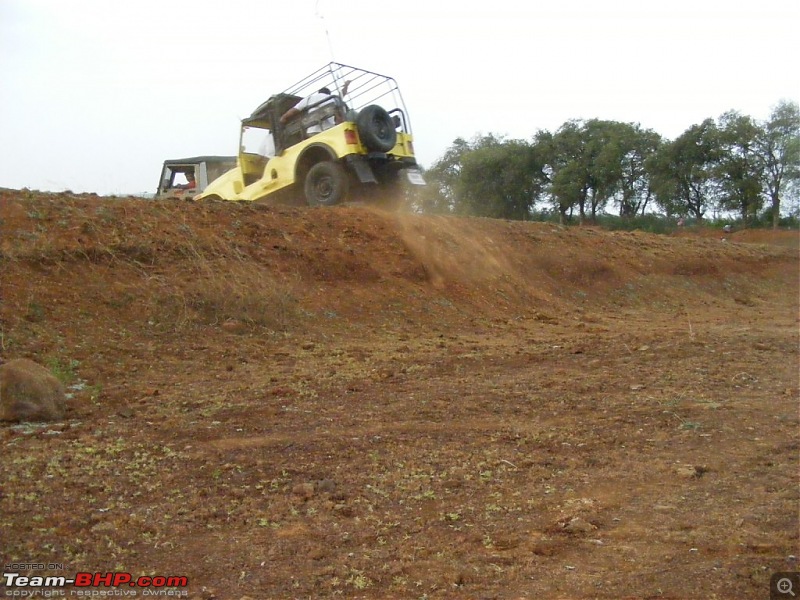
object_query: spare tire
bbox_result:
[356,105,397,152]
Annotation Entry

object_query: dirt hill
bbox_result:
[1,189,798,599]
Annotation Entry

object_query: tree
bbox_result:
[529,128,555,212]
[423,134,549,220]
[549,120,591,224]
[547,119,657,223]
[456,138,543,219]
[651,119,721,220]
[584,120,621,222]
[615,124,662,218]
[756,100,800,228]
[715,111,764,224]
[419,137,471,214]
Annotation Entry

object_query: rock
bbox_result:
[291,482,315,500]
[530,539,562,556]
[563,517,597,535]
[674,464,706,478]
[334,503,355,517]
[90,521,116,534]
[443,477,464,489]
[0,358,66,422]
[221,319,246,334]
[493,534,522,550]
[316,479,336,494]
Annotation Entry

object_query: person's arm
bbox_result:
[280,107,300,124]
[281,96,309,125]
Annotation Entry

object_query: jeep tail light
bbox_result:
[408,140,414,154]
[345,129,358,145]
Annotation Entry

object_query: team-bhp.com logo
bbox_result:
[3,571,188,597]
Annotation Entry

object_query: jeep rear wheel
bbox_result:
[356,105,397,152]
[304,161,349,206]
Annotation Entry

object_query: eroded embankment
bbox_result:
[1,191,797,339]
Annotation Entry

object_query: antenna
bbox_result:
[315,0,336,62]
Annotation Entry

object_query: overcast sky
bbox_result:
[1,0,797,195]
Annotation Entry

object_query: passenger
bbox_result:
[175,170,196,190]
[280,81,351,133]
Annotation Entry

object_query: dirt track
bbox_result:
[1,191,798,599]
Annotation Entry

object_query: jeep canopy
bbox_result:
[156,156,237,199]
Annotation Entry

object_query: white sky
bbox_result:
[1,0,798,195]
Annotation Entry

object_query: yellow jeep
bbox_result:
[195,63,425,206]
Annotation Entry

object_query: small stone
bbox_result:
[221,319,246,334]
[530,540,560,556]
[674,464,706,478]
[334,503,354,517]
[563,517,597,535]
[316,479,336,494]
[90,521,116,533]
[292,483,315,500]
[443,477,464,489]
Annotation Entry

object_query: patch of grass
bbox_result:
[149,258,297,332]
[24,299,45,323]
[679,421,702,431]
[0,329,13,352]
[46,356,80,384]
[346,570,372,590]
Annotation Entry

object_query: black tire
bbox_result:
[356,105,397,152]
[304,161,349,206]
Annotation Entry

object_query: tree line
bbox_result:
[417,100,799,228]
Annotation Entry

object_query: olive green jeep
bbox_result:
[155,156,236,200]
[194,63,425,206]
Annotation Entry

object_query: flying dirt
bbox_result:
[1,189,798,599]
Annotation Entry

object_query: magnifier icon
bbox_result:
[778,578,796,596]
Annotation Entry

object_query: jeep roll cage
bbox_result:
[282,63,413,133]
[241,63,414,156]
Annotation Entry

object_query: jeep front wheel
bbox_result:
[304,161,349,206]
